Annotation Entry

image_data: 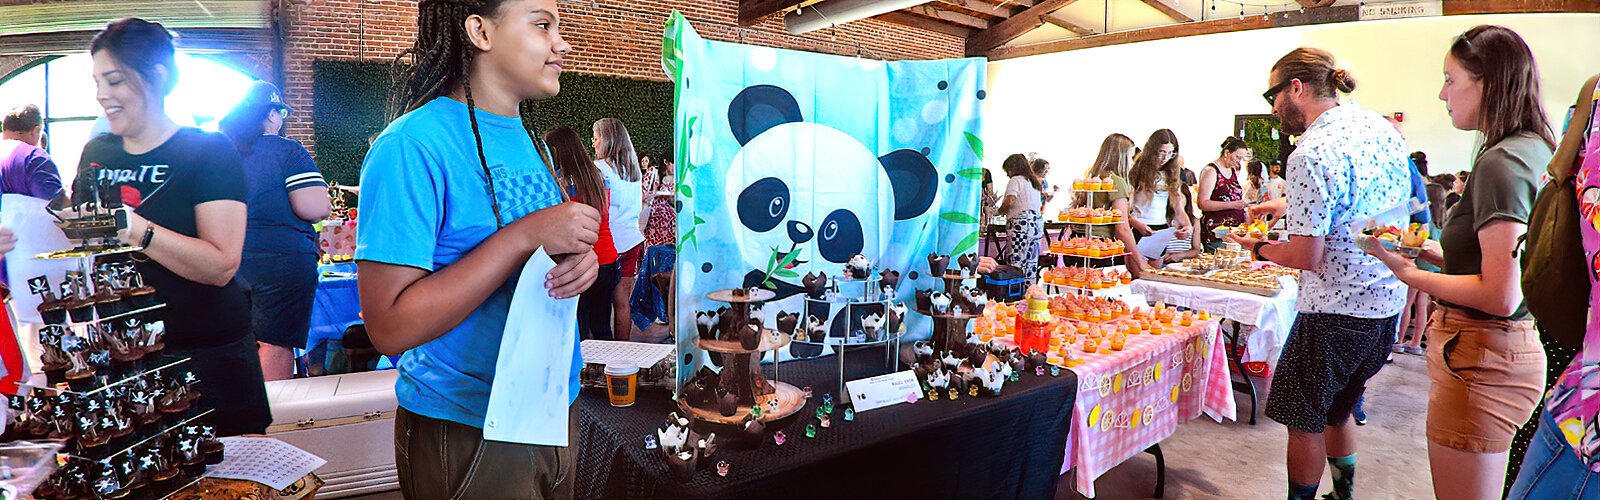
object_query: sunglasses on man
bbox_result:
[1263,79,1299,106]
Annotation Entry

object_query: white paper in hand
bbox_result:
[1136,227,1179,260]
[484,248,578,446]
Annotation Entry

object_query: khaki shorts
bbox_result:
[1426,307,1545,453]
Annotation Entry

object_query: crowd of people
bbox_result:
[0,3,682,486]
[978,24,1592,500]
[1,1,1598,498]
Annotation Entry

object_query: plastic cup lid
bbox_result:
[605,363,638,376]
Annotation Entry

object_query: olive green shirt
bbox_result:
[1439,131,1551,319]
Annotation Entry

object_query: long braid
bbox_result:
[461,57,504,228]
[398,0,566,229]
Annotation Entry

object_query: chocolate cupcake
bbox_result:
[38,299,67,325]
[158,378,190,414]
[200,430,225,465]
[738,320,762,350]
[716,388,738,417]
[125,286,157,310]
[93,290,125,319]
[66,297,94,323]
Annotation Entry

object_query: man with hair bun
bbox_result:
[1234,47,1410,500]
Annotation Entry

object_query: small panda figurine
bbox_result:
[846,254,872,279]
[940,350,963,370]
[927,369,951,390]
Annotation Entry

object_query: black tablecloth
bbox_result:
[576,350,1078,499]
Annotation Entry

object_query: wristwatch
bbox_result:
[1252,240,1269,261]
[140,224,155,248]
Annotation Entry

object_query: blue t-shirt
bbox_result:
[355,97,581,429]
[241,135,326,257]
[1407,159,1431,225]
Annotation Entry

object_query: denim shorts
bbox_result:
[1508,410,1600,499]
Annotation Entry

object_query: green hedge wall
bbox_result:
[312,59,674,186]
[524,73,674,162]
[312,60,395,186]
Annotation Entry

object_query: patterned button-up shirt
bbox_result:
[1283,101,1410,318]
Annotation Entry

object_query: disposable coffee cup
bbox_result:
[605,363,639,407]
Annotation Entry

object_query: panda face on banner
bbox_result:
[724,84,939,296]
[728,122,891,267]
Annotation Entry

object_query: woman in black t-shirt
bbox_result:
[73,18,269,436]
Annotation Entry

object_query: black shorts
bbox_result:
[1266,312,1398,433]
[239,253,318,348]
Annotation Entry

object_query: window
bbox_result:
[0,53,256,189]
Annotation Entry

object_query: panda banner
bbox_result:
[663,13,985,389]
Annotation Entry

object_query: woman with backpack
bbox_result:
[1361,25,1553,499]
[1503,74,1600,500]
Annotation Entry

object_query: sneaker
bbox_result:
[1391,344,1406,354]
[1405,345,1424,356]
[1385,352,1395,364]
[1353,404,1368,426]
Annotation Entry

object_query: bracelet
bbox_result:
[140,224,155,248]
[1253,240,1269,261]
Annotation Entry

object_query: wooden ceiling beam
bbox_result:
[1442,0,1600,14]
[964,0,1081,55]
[973,0,1039,7]
[875,11,979,37]
[986,0,1600,60]
[1138,0,1195,23]
[902,4,994,29]
[934,0,1023,19]
[1042,13,1095,35]
[991,15,1264,59]
[738,0,809,27]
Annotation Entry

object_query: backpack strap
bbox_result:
[1550,73,1600,181]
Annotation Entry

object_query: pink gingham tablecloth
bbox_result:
[1060,320,1236,497]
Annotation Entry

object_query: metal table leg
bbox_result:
[1225,321,1259,425]
[1144,444,1166,498]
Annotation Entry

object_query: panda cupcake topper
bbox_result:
[845,254,871,279]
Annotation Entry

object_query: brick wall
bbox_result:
[278,0,965,155]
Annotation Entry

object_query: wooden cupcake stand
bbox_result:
[678,288,805,425]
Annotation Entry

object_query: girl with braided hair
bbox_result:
[353,0,598,497]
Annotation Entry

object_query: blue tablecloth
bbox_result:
[308,262,362,352]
